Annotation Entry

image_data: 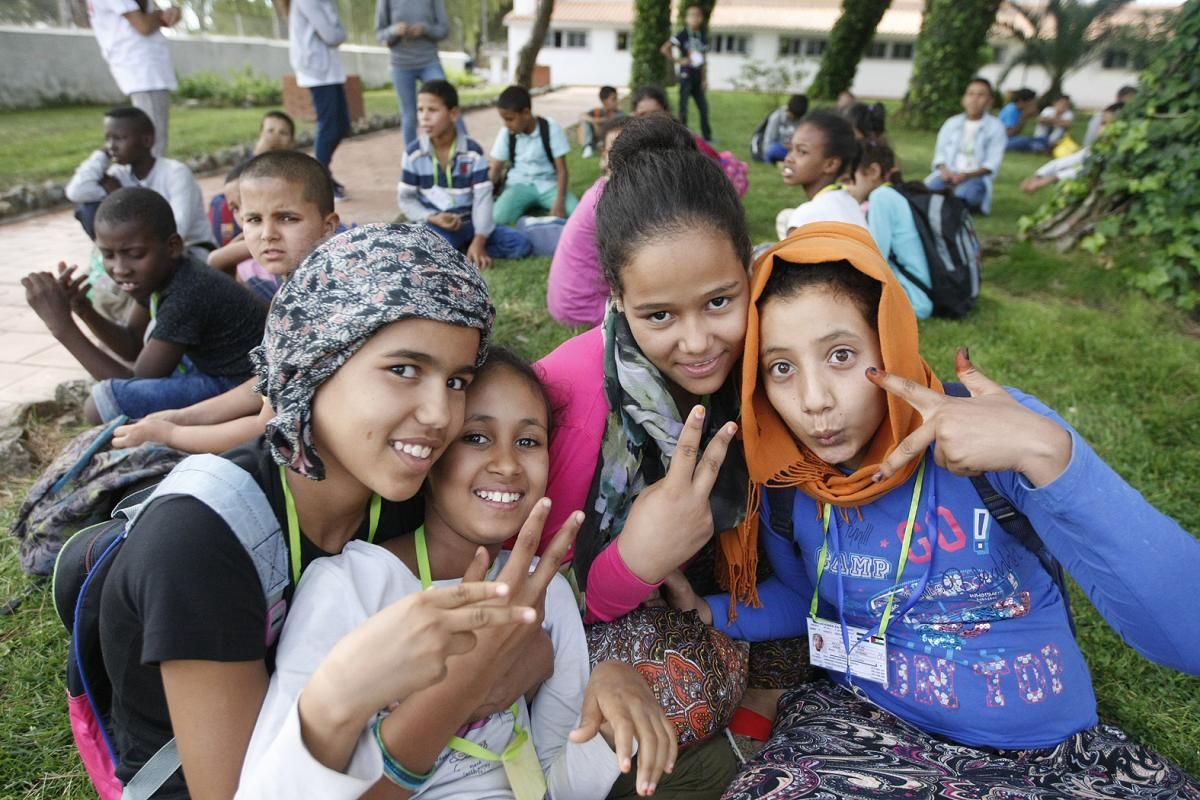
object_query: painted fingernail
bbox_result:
[866,366,879,377]
[872,471,883,483]
[958,345,971,361]
[694,405,705,419]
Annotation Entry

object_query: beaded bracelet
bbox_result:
[373,716,436,790]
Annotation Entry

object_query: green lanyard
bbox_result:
[148,292,187,374]
[435,137,456,188]
[279,466,381,585]
[809,457,927,641]
[413,527,523,762]
[814,182,843,199]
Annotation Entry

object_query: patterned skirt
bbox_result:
[722,681,1200,800]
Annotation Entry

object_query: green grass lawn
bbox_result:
[2,89,1197,797]
[0,87,498,192]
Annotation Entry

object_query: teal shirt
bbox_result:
[490,116,571,194]
[867,185,933,320]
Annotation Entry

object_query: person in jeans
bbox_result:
[285,0,351,199]
[375,0,465,147]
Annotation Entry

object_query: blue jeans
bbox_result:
[1006,135,1049,153]
[925,173,988,214]
[765,142,789,164]
[308,83,351,169]
[75,201,101,240]
[91,359,245,422]
[392,62,467,148]
[427,220,532,259]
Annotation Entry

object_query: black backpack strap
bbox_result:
[887,255,934,296]
[507,128,516,168]
[942,382,1075,634]
[763,485,795,538]
[537,116,555,165]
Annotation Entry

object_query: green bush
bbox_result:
[444,67,484,89]
[175,67,282,107]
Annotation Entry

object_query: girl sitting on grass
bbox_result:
[669,223,1200,798]
[776,110,866,239]
[238,347,677,799]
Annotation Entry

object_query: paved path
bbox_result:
[0,86,600,426]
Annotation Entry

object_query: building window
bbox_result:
[713,34,749,55]
[806,38,827,56]
[891,42,914,59]
[991,45,1007,64]
[866,40,888,59]
[616,31,629,51]
[1102,49,1130,69]
[549,29,588,48]
[779,36,803,56]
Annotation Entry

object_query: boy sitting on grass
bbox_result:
[578,85,624,158]
[66,106,214,257]
[111,150,339,452]
[22,187,266,425]
[398,80,532,270]
[488,85,576,224]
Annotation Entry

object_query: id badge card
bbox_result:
[426,185,454,211]
[502,728,547,800]
[808,617,888,687]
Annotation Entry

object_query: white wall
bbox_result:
[0,25,468,108]
[502,22,1141,110]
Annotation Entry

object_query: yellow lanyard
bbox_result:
[814,182,843,199]
[413,527,522,762]
[809,457,927,641]
[279,466,381,585]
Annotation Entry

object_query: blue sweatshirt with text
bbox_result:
[707,389,1200,749]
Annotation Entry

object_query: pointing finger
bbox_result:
[873,421,936,483]
[692,421,736,495]
[866,367,944,418]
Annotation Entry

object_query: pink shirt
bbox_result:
[535,327,660,622]
[546,179,609,328]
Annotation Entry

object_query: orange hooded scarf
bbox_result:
[719,223,941,616]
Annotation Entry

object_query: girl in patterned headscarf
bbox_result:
[97,224,551,799]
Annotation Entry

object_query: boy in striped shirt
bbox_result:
[397,80,531,269]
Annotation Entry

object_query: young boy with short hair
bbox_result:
[925,77,1007,215]
[398,79,531,270]
[578,85,624,158]
[488,85,576,224]
[254,110,297,155]
[66,106,214,256]
[111,150,340,452]
[22,187,267,425]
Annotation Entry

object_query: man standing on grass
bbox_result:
[88,0,181,158]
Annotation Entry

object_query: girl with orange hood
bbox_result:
[667,223,1200,797]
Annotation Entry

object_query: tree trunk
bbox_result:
[630,0,673,89]
[899,0,1002,130]
[808,0,892,100]
[515,0,554,88]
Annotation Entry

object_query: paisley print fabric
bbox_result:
[252,223,494,478]
[723,681,1200,800]
[586,607,749,750]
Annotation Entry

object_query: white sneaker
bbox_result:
[582,144,594,158]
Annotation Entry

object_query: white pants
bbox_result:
[131,89,171,157]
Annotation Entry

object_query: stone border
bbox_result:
[0,86,561,223]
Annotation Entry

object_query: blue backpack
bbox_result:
[52,454,288,800]
[763,382,1074,633]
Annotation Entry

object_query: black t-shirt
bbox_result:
[149,257,267,379]
[98,437,422,797]
[671,28,708,80]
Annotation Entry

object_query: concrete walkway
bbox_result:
[0,86,600,427]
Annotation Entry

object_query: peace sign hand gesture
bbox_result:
[868,348,1072,488]
[617,405,739,586]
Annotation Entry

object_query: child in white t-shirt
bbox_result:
[238,348,677,799]
[775,110,867,239]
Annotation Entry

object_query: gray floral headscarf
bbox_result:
[252,223,495,478]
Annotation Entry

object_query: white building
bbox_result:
[504,0,1164,109]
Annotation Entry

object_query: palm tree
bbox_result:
[997,0,1132,102]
